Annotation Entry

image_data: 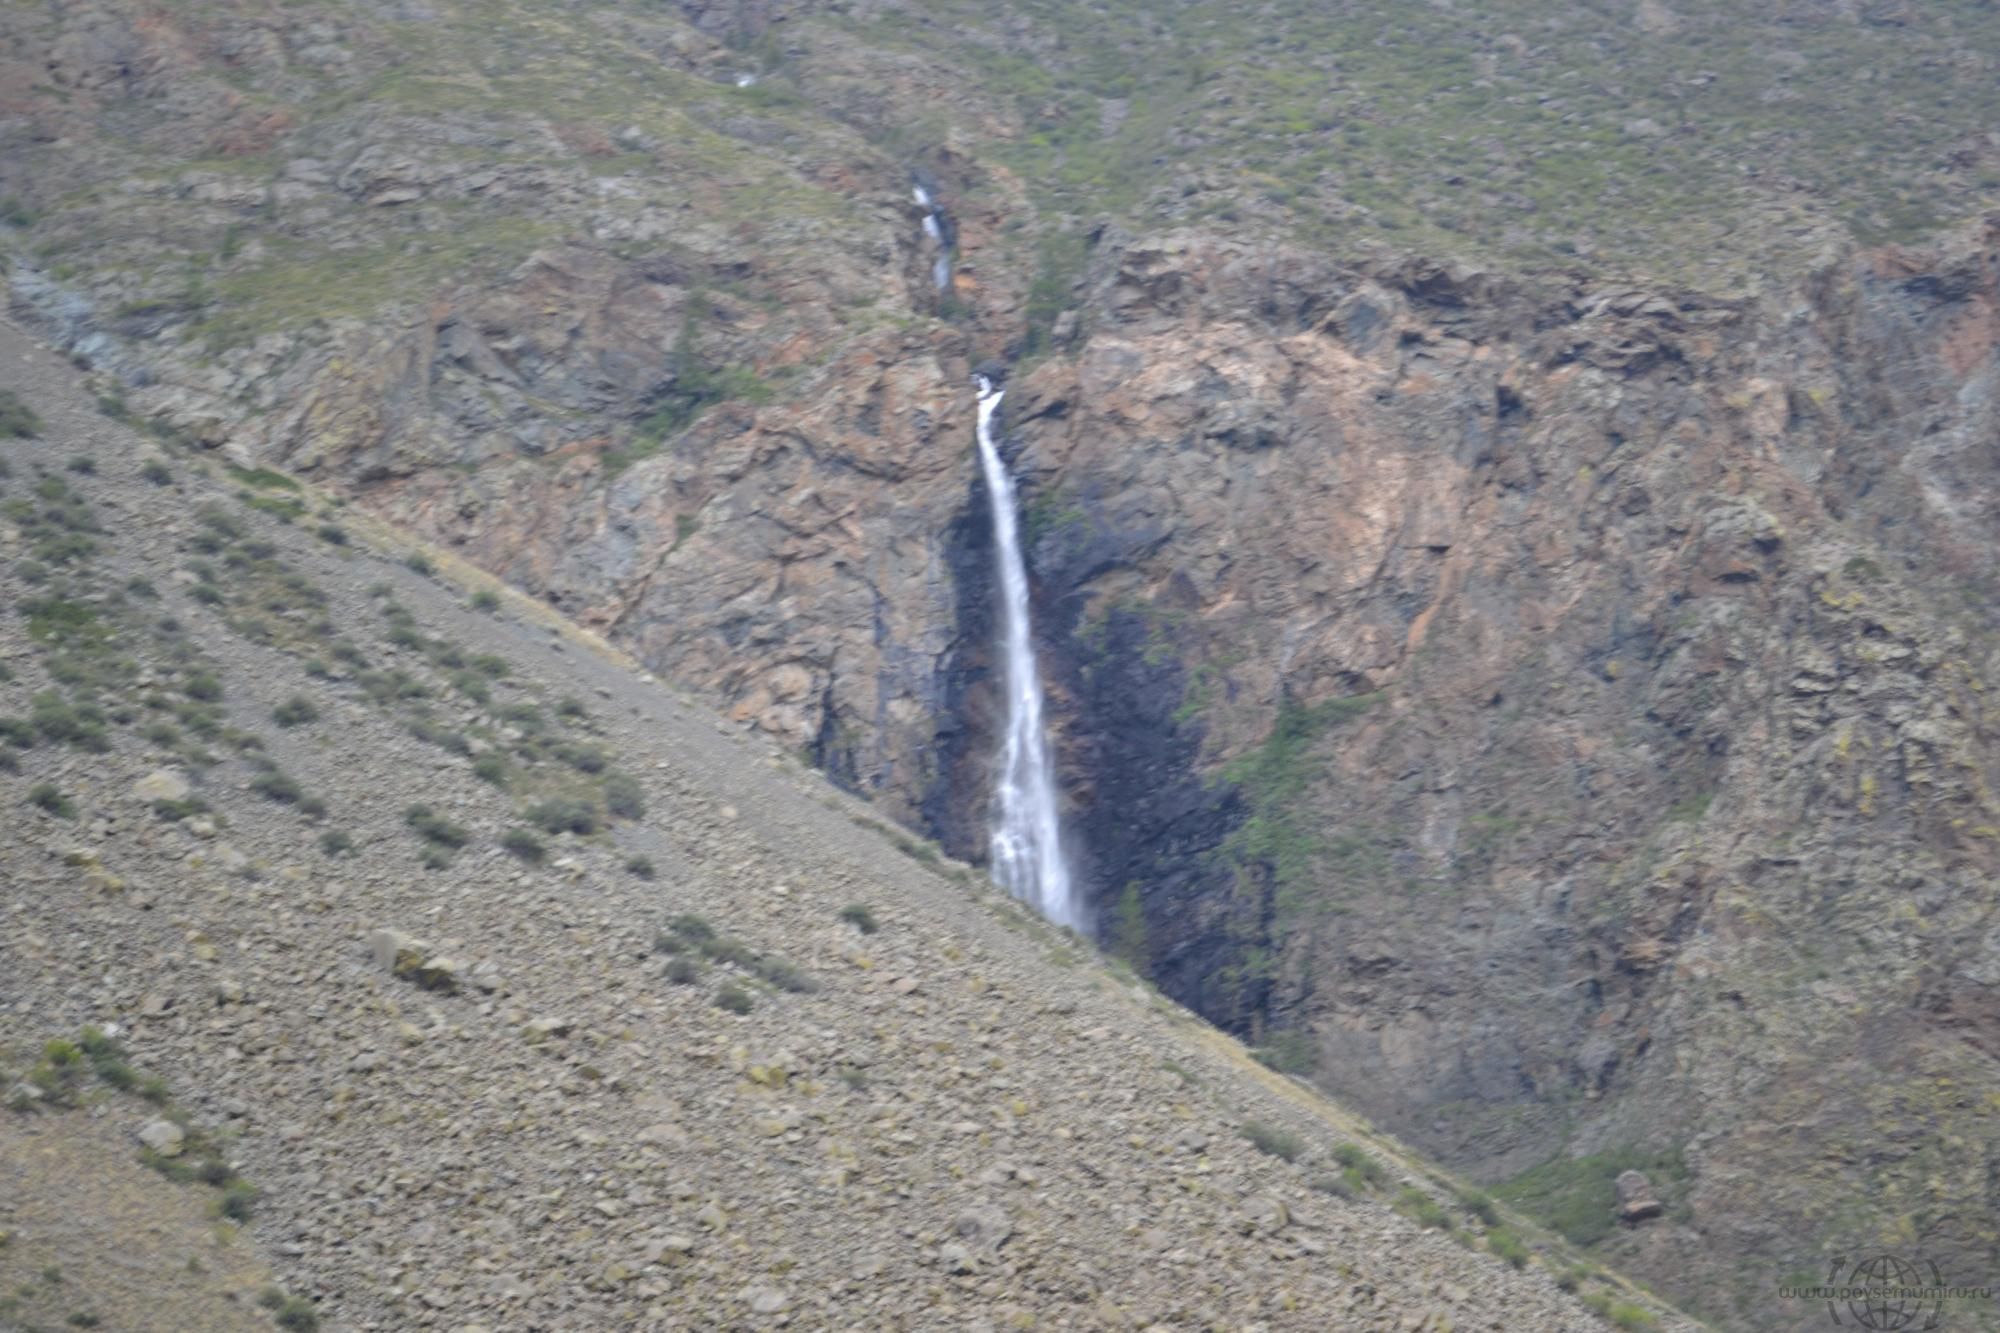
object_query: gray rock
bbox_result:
[137,1118,185,1157]
[131,769,190,802]
[1616,1170,1663,1223]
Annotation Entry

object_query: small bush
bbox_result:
[472,754,508,786]
[272,696,319,728]
[66,454,95,474]
[839,903,879,934]
[0,389,41,437]
[1608,1304,1657,1331]
[273,1297,318,1331]
[449,670,490,705]
[419,845,452,870]
[1333,1143,1386,1186]
[314,523,347,546]
[1486,1226,1529,1269]
[152,796,210,822]
[141,459,173,485]
[1242,1121,1303,1162]
[471,589,501,613]
[183,672,223,702]
[603,773,645,820]
[318,829,354,856]
[251,771,302,804]
[404,804,469,848]
[624,855,656,879]
[1458,1188,1500,1226]
[555,696,587,720]
[501,828,545,862]
[27,783,75,818]
[755,956,818,994]
[405,552,434,576]
[715,985,754,1014]
[665,956,701,985]
[1395,1188,1450,1230]
[217,1178,258,1221]
[559,743,608,774]
[1310,1172,1356,1199]
[664,914,715,946]
[1557,1267,1587,1293]
[837,1065,868,1090]
[526,797,596,836]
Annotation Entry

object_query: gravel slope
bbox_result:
[0,318,1689,1332]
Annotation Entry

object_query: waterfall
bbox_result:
[972,374,1081,930]
[913,183,952,291]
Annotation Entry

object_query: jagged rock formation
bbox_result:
[2,1,1998,1327]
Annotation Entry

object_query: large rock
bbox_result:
[131,769,190,803]
[1616,1170,1664,1224]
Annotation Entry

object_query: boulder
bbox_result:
[1615,1169,1663,1224]
[131,769,190,803]
[137,1118,185,1157]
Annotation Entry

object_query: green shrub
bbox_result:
[0,389,41,437]
[1242,1121,1302,1161]
[1486,1226,1529,1269]
[559,743,608,773]
[183,672,223,702]
[603,773,644,820]
[471,589,500,613]
[1608,1304,1657,1331]
[1458,1188,1499,1226]
[839,903,879,934]
[273,1296,318,1330]
[715,984,754,1014]
[1310,1172,1355,1199]
[1333,1143,1386,1186]
[472,754,508,786]
[624,854,656,879]
[217,1178,258,1221]
[27,783,75,818]
[318,829,353,856]
[404,805,469,848]
[66,455,95,474]
[405,552,434,576]
[526,797,596,836]
[555,696,587,720]
[272,696,319,727]
[501,828,545,862]
[663,914,715,947]
[1493,1147,1688,1249]
[755,956,818,994]
[314,523,347,546]
[1251,1029,1315,1074]
[1395,1188,1450,1230]
[141,460,173,485]
[251,771,303,804]
[152,796,210,822]
[664,956,701,985]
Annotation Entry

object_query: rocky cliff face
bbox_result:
[3,0,1999,1326]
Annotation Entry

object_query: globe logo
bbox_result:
[1829,1253,1945,1332]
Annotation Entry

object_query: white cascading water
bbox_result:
[913,183,952,290]
[972,375,1081,930]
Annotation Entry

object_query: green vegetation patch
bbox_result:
[1494,1145,1689,1249]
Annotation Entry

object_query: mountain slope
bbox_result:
[0,319,1684,1330]
[3,2,1998,1329]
